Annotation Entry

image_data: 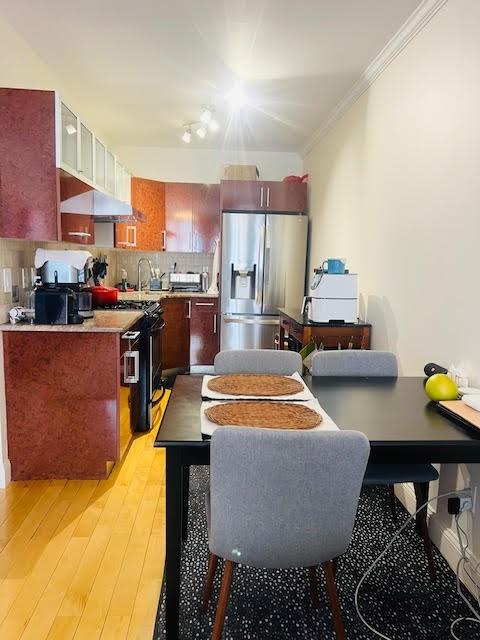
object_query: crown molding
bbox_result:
[301,0,449,157]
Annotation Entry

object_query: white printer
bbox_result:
[303,268,358,323]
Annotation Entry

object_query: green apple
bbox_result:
[425,374,458,401]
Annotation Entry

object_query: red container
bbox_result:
[88,286,118,307]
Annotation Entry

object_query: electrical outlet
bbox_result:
[2,268,12,294]
[21,268,28,289]
[457,488,474,513]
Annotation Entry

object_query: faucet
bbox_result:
[137,258,155,291]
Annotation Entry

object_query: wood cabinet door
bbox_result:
[190,298,219,366]
[0,89,59,241]
[263,181,307,213]
[165,183,193,252]
[192,184,220,253]
[61,213,94,244]
[220,180,264,211]
[161,298,191,370]
[114,224,137,249]
[128,177,165,251]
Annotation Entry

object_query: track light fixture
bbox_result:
[181,106,219,142]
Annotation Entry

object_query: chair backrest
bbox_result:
[214,349,302,375]
[209,427,370,569]
[311,350,398,377]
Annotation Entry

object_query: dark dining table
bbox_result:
[154,374,480,639]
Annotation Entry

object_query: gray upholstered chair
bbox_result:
[311,349,399,377]
[202,427,370,640]
[214,348,302,375]
[311,349,438,579]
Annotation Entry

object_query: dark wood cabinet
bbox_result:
[0,88,59,241]
[220,180,307,213]
[220,180,263,211]
[161,298,191,371]
[61,213,95,244]
[190,298,219,366]
[165,182,220,252]
[165,182,193,252]
[264,181,307,213]
[192,184,220,253]
[116,177,165,251]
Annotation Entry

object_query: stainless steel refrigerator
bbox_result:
[221,211,308,350]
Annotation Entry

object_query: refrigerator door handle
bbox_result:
[255,224,265,306]
[223,316,279,326]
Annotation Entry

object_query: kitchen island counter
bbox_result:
[1,310,144,333]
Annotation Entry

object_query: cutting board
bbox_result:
[438,400,480,433]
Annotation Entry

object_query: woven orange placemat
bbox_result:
[207,374,303,397]
[204,401,322,429]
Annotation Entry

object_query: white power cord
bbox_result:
[354,489,480,640]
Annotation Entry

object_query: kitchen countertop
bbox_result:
[118,290,219,301]
[1,310,144,333]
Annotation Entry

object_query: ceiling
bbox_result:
[1,0,423,152]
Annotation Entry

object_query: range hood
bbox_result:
[59,170,146,223]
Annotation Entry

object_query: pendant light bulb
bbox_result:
[196,125,207,139]
[209,118,219,132]
[200,108,212,124]
[182,127,192,143]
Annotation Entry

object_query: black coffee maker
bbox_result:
[34,250,92,325]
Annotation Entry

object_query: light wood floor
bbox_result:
[0,392,169,640]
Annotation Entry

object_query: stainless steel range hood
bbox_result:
[59,170,146,223]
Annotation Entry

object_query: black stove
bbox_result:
[99,299,165,432]
[99,300,162,316]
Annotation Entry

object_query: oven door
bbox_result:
[150,318,165,393]
[119,329,141,444]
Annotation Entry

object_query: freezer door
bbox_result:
[220,314,279,350]
[262,214,308,315]
[221,212,265,315]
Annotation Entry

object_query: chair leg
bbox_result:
[332,557,338,579]
[201,553,219,614]
[308,566,320,608]
[414,482,436,581]
[322,560,346,640]
[388,484,397,522]
[211,560,236,640]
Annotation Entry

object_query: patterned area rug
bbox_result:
[155,467,479,639]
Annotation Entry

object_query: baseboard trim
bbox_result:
[0,458,11,488]
[395,483,479,596]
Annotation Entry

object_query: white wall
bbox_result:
[304,0,480,591]
[115,146,303,183]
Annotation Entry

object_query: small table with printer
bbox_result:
[279,263,371,351]
[278,307,371,351]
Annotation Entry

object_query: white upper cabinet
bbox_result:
[95,138,106,189]
[60,103,78,173]
[106,150,115,194]
[55,94,131,203]
[114,161,132,204]
[80,123,93,181]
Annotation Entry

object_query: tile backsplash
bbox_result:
[0,238,213,323]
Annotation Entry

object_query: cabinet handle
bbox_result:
[161,229,166,250]
[186,300,191,319]
[260,186,264,208]
[67,231,92,237]
[195,302,214,306]
[213,314,217,334]
[266,187,270,207]
[123,350,139,383]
